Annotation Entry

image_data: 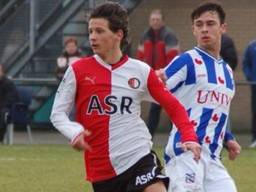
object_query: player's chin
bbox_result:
[91,47,100,54]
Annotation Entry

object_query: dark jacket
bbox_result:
[243,40,256,81]
[220,34,238,71]
[0,76,19,109]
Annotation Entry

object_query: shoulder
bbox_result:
[173,50,194,64]
[162,26,176,36]
[165,50,195,71]
[128,57,151,69]
[248,40,256,48]
[140,28,152,40]
[71,56,94,68]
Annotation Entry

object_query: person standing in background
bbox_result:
[242,40,256,148]
[136,9,180,137]
[0,64,19,143]
[56,37,82,81]
[221,33,238,71]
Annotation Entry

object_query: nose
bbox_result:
[89,31,96,41]
[202,24,208,33]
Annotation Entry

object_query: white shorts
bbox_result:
[165,150,237,192]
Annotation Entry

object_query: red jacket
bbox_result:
[136,26,179,70]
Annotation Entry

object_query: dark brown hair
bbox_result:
[89,2,129,49]
[191,2,226,24]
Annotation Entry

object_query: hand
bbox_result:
[71,130,92,151]
[226,140,241,161]
[155,68,167,83]
[182,142,201,162]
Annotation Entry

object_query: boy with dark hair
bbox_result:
[159,2,241,192]
[50,2,200,192]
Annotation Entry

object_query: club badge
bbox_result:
[128,78,140,89]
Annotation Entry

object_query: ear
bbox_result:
[192,24,196,36]
[116,29,124,41]
[221,23,227,34]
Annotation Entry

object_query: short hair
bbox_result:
[64,37,78,46]
[191,2,226,24]
[150,9,164,20]
[89,2,129,49]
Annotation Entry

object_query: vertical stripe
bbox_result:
[165,54,186,78]
[185,55,196,85]
[202,54,217,83]
[209,113,227,159]
[196,49,217,84]
[196,108,214,144]
[222,63,234,90]
[166,53,196,85]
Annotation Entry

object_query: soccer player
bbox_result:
[160,2,241,192]
[50,2,200,192]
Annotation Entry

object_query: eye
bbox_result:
[207,21,216,26]
[95,28,104,34]
[195,22,203,28]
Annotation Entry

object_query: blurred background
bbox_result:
[0,0,255,145]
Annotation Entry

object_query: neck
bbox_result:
[99,49,123,64]
[197,45,221,59]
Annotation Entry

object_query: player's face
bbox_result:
[192,11,226,52]
[89,18,122,59]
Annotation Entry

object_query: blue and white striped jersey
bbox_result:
[164,47,235,161]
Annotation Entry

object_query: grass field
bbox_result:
[0,145,255,192]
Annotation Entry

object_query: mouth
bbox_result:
[91,44,99,50]
[201,36,210,41]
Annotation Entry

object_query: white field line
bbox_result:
[0,157,58,161]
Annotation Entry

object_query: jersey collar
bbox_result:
[94,54,129,70]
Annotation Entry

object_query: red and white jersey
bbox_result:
[50,54,197,182]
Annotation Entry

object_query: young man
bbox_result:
[160,2,241,192]
[136,9,180,137]
[50,2,200,192]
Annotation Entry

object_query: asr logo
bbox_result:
[87,95,133,115]
[128,78,140,89]
[135,171,155,186]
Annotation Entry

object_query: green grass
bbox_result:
[0,145,255,192]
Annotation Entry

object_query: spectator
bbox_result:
[56,37,82,81]
[221,33,238,70]
[0,64,19,143]
[158,2,241,191]
[136,9,180,137]
[242,40,256,148]
[50,2,200,192]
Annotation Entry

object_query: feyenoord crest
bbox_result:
[128,78,140,89]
